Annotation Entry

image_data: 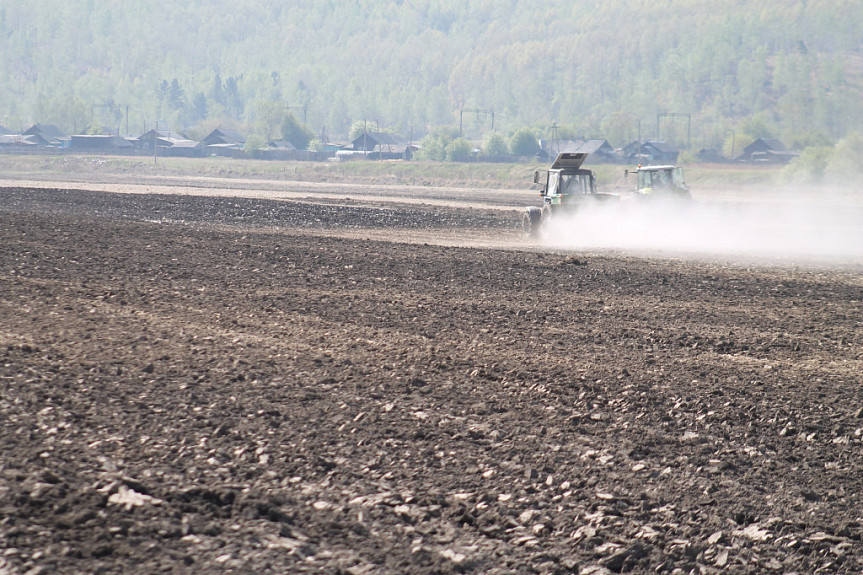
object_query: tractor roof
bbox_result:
[637,165,677,171]
[550,152,588,170]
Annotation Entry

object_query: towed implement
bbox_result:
[522,152,618,237]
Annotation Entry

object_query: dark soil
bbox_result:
[1,186,862,574]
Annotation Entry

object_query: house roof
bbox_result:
[70,135,134,148]
[747,138,788,152]
[267,139,297,151]
[541,139,580,154]
[642,140,677,153]
[166,139,200,149]
[577,139,614,154]
[137,129,186,141]
[372,144,411,154]
[351,131,409,148]
[202,128,246,146]
[23,124,67,142]
[0,125,13,135]
[0,135,40,146]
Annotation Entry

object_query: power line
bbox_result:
[656,112,691,148]
[459,108,495,137]
[287,105,308,125]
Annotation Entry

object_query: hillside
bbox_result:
[1,0,862,150]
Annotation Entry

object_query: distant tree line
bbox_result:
[1,1,862,155]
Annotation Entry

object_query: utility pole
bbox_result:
[550,123,560,157]
[656,112,692,148]
[287,105,308,125]
[92,104,126,134]
[458,108,495,138]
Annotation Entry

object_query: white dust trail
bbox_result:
[540,191,863,263]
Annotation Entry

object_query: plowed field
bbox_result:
[1,184,862,574]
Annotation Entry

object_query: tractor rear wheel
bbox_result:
[522,208,542,237]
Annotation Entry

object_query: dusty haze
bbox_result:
[541,189,863,265]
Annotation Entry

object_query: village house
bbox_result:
[0,134,44,151]
[737,138,799,163]
[136,130,201,157]
[349,131,414,160]
[622,140,680,164]
[23,124,68,147]
[200,128,246,157]
[70,134,136,153]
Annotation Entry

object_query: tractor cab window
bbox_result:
[560,173,591,195]
[654,170,670,187]
[547,172,560,195]
[637,171,650,189]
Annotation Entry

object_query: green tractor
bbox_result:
[522,152,618,237]
[625,165,691,200]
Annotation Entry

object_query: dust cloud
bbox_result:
[541,190,863,263]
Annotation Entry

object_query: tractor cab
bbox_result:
[534,152,597,202]
[626,165,690,199]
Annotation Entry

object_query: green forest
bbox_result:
[2,0,863,154]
